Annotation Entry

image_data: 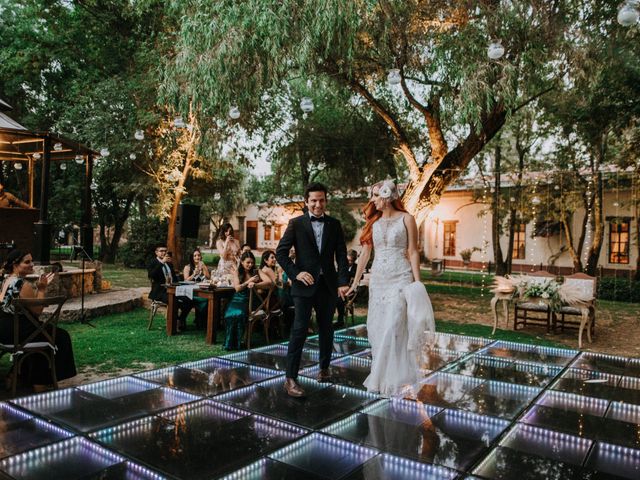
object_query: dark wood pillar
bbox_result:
[81,153,94,258]
[33,134,52,264]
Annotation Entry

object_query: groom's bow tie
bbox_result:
[310,215,325,223]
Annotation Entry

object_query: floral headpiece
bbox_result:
[375,179,399,201]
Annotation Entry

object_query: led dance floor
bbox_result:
[1,328,639,479]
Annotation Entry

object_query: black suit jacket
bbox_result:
[147,258,178,302]
[275,213,349,298]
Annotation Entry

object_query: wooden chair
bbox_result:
[0,296,66,396]
[513,270,555,332]
[553,272,597,348]
[148,298,167,330]
[344,288,360,326]
[245,287,273,349]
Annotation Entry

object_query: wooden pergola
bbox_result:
[0,101,97,264]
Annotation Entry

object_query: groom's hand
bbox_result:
[338,286,349,300]
[296,271,315,286]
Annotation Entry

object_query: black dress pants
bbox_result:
[286,279,337,379]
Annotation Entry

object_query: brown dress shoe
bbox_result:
[317,368,332,383]
[284,378,306,398]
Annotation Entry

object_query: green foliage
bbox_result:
[327,198,359,242]
[597,277,640,303]
[119,216,168,268]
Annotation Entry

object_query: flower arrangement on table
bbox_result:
[491,276,593,312]
[518,279,562,311]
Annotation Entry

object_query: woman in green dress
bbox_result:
[223,252,264,350]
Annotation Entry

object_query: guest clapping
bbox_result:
[183,249,210,282]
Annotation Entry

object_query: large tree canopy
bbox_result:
[163,0,599,221]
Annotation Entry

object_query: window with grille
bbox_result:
[609,220,630,264]
[264,224,272,241]
[512,223,526,259]
[443,222,456,257]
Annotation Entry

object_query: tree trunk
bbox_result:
[505,208,516,273]
[585,171,604,275]
[561,212,582,272]
[403,104,507,225]
[101,193,134,264]
[492,143,507,275]
[167,116,199,267]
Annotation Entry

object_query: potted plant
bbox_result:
[459,247,480,267]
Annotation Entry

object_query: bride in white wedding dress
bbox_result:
[348,179,435,396]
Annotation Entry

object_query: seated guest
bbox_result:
[147,244,192,331]
[223,252,269,350]
[0,250,76,391]
[183,249,210,328]
[258,249,281,310]
[335,249,359,328]
[0,183,30,209]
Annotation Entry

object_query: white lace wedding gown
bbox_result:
[364,215,434,396]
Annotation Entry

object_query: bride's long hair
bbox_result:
[360,181,407,246]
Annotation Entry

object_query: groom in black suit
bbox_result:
[276,182,350,397]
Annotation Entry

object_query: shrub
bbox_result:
[119,217,168,268]
[597,277,640,303]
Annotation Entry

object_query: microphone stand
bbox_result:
[71,242,96,328]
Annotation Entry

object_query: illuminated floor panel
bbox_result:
[0,332,638,478]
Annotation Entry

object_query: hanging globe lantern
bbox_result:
[134,130,144,141]
[173,116,186,128]
[13,162,23,170]
[531,196,541,205]
[487,40,505,60]
[510,197,516,202]
[613,201,620,207]
[387,68,401,85]
[129,153,136,160]
[75,155,84,164]
[618,1,640,26]
[554,185,560,191]
[100,147,110,157]
[228,106,240,120]
[90,182,98,191]
[32,153,41,160]
[300,97,314,113]
[53,142,63,151]
[60,163,67,171]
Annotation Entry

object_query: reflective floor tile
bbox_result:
[552,369,640,404]
[0,403,73,459]
[572,353,640,378]
[268,433,378,479]
[304,335,370,355]
[419,347,462,374]
[342,453,459,480]
[445,355,560,387]
[225,344,318,371]
[583,442,640,479]
[11,388,146,433]
[301,356,371,390]
[79,376,158,399]
[412,373,485,409]
[473,424,593,480]
[337,325,369,340]
[479,341,577,366]
[464,381,541,420]
[324,399,507,471]
[218,457,327,480]
[136,361,279,397]
[422,332,490,355]
[0,437,126,480]
[218,377,377,429]
[92,400,306,479]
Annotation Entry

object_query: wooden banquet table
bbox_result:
[166,285,235,344]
